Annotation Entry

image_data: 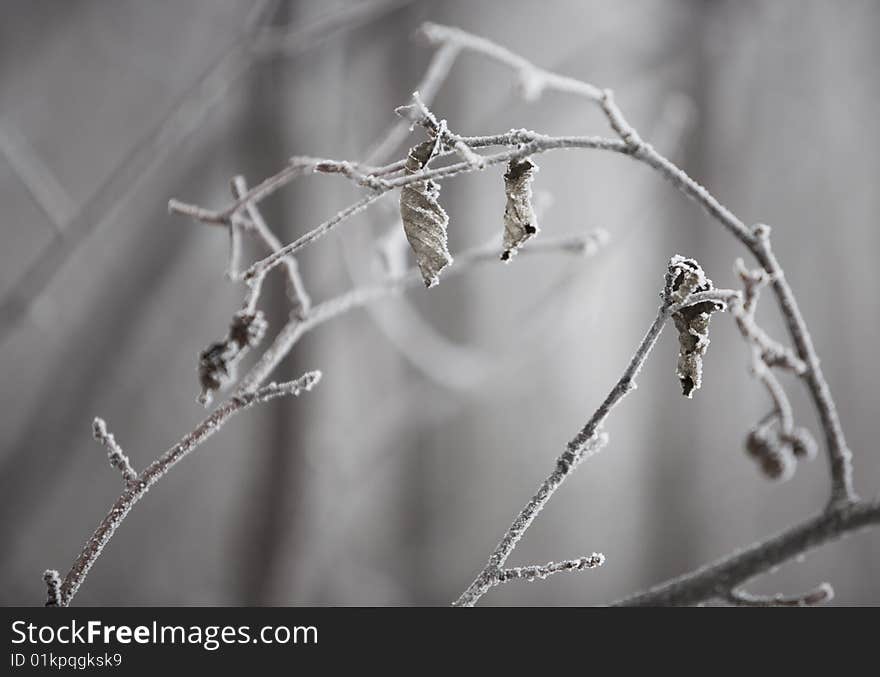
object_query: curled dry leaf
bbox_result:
[666,255,724,398]
[501,157,540,261]
[43,569,63,607]
[400,139,452,288]
[198,310,268,406]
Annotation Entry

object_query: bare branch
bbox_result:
[496,554,606,586]
[243,193,383,283]
[749,225,855,505]
[52,226,597,605]
[454,433,610,607]
[57,370,322,606]
[230,175,311,317]
[615,500,880,606]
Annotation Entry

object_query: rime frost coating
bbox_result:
[400,140,452,287]
[666,255,723,398]
[501,157,540,261]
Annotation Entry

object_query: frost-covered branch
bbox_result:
[92,418,137,485]
[49,20,867,608]
[230,175,311,317]
[48,221,604,606]
[55,371,322,606]
[496,554,606,586]
[409,23,859,605]
[615,499,880,606]
[456,261,736,607]
[454,433,610,607]
[417,23,854,508]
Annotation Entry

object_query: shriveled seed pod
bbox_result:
[745,424,796,481]
[501,157,540,261]
[666,255,724,397]
[198,310,267,405]
[400,140,452,288]
[781,426,818,460]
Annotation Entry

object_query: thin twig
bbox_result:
[454,433,610,607]
[58,371,321,606]
[92,418,137,485]
[230,175,311,317]
[496,554,606,586]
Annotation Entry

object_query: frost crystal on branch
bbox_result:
[497,553,605,584]
[400,139,452,287]
[501,157,540,261]
[666,255,724,397]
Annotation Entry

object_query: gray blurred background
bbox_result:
[1,0,878,606]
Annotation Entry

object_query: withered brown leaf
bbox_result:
[667,255,723,398]
[400,140,452,288]
[501,157,540,261]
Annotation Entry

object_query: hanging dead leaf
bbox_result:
[666,255,723,398]
[400,140,452,288]
[197,310,267,405]
[501,157,540,261]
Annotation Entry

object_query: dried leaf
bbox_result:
[501,157,540,261]
[198,310,268,405]
[400,140,452,287]
[667,255,723,397]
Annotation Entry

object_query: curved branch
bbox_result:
[614,499,880,606]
